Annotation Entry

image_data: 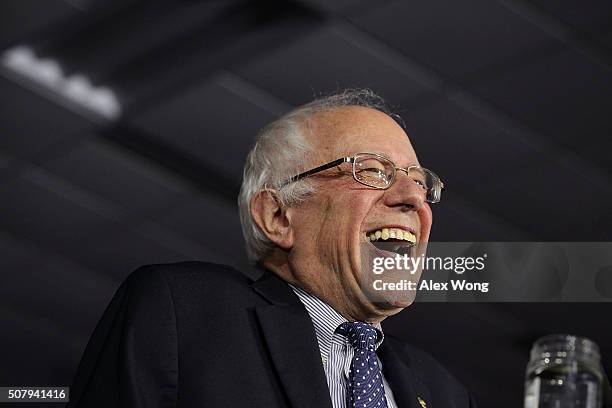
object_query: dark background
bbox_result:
[1,0,611,406]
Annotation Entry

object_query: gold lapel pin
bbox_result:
[417,396,427,408]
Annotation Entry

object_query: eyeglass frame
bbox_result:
[279,152,444,204]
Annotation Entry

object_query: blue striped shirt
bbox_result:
[290,284,398,408]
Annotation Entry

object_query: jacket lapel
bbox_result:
[252,271,333,408]
[379,338,432,408]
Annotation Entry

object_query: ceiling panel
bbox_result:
[529,0,612,34]
[38,139,196,215]
[0,151,9,169]
[491,159,612,240]
[298,0,383,14]
[404,99,538,184]
[430,203,522,241]
[130,76,278,182]
[0,77,94,158]
[0,167,201,277]
[0,308,83,385]
[404,98,547,210]
[0,233,116,332]
[68,226,199,279]
[158,193,248,266]
[403,97,612,240]
[41,1,229,79]
[471,48,612,171]
[0,0,78,48]
[0,172,119,255]
[603,26,612,48]
[351,0,560,78]
[236,24,439,106]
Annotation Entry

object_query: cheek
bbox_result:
[298,185,377,244]
[418,203,433,242]
[349,195,377,226]
[296,199,332,235]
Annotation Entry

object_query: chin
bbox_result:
[377,295,415,310]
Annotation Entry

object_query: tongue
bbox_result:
[371,241,413,256]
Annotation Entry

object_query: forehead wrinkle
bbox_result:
[371,150,421,168]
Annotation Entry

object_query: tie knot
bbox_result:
[337,321,379,350]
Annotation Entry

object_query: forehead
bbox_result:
[307,106,418,166]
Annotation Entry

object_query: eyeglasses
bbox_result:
[280,152,444,203]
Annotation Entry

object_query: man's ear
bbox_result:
[250,189,294,251]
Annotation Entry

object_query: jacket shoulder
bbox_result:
[125,261,259,306]
[128,261,249,285]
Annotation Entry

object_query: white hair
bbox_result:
[238,88,401,263]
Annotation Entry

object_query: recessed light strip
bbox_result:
[1,45,121,121]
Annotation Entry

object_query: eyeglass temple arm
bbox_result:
[281,157,352,187]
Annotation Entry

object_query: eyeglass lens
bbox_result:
[353,155,440,202]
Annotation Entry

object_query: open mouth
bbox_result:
[365,227,417,255]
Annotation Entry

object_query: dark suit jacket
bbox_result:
[68,261,476,408]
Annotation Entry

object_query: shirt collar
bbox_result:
[289,284,385,360]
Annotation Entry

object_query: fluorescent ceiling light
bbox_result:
[1,45,121,121]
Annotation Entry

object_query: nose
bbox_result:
[383,170,426,211]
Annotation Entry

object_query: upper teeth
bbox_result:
[367,228,416,243]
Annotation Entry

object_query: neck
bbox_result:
[261,256,395,324]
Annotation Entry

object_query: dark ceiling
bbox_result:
[1,0,611,406]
